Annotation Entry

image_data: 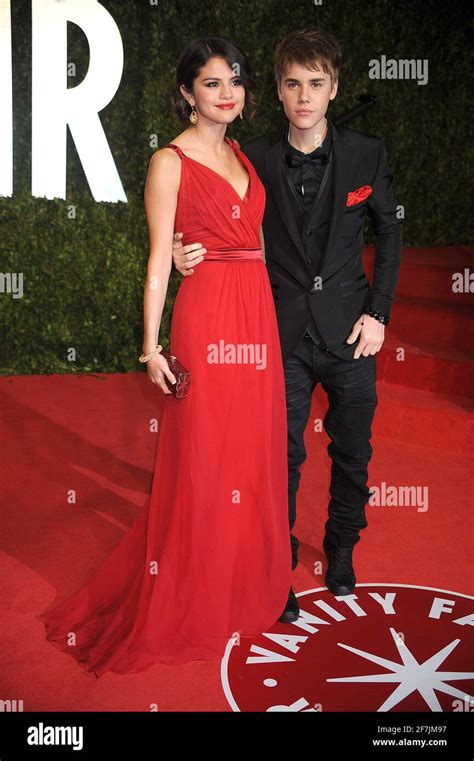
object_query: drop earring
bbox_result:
[189,106,197,124]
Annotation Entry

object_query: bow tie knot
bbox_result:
[285,149,329,168]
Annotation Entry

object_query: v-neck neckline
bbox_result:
[168,137,250,203]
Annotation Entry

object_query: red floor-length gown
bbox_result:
[38,136,292,676]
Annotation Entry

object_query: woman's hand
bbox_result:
[146,353,177,394]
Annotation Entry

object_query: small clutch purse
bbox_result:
[160,348,191,398]
[139,345,191,398]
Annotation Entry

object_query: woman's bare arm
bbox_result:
[142,148,181,392]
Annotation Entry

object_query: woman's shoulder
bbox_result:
[146,146,182,194]
[149,141,184,169]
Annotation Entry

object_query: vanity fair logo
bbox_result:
[221,585,474,712]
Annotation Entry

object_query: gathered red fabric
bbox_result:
[38,136,292,676]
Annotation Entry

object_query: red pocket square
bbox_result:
[346,185,373,207]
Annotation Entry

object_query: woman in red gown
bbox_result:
[38,39,292,677]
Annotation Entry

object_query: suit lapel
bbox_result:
[264,124,309,274]
[316,121,350,276]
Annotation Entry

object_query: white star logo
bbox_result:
[327,627,474,711]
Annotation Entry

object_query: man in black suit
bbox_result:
[171,28,402,622]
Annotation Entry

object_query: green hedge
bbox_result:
[0,0,471,374]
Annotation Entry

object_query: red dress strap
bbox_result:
[224,136,239,151]
[167,139,238,157]
[165,143,184,159]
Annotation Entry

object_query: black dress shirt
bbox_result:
[281,122,333,345]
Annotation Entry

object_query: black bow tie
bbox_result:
[285,148,329,168]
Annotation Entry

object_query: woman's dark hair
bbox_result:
[171,37,258,123]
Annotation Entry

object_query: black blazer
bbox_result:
[241,119,403,362]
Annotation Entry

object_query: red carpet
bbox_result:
[1,246,472,711]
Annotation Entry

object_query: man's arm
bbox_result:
[364,138,403,323]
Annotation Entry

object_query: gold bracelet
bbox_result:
[138,345,163,363]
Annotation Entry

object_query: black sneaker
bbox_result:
[323,535,356,596]
[277,587,300,623]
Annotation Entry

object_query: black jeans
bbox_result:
[284,331,378,570]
